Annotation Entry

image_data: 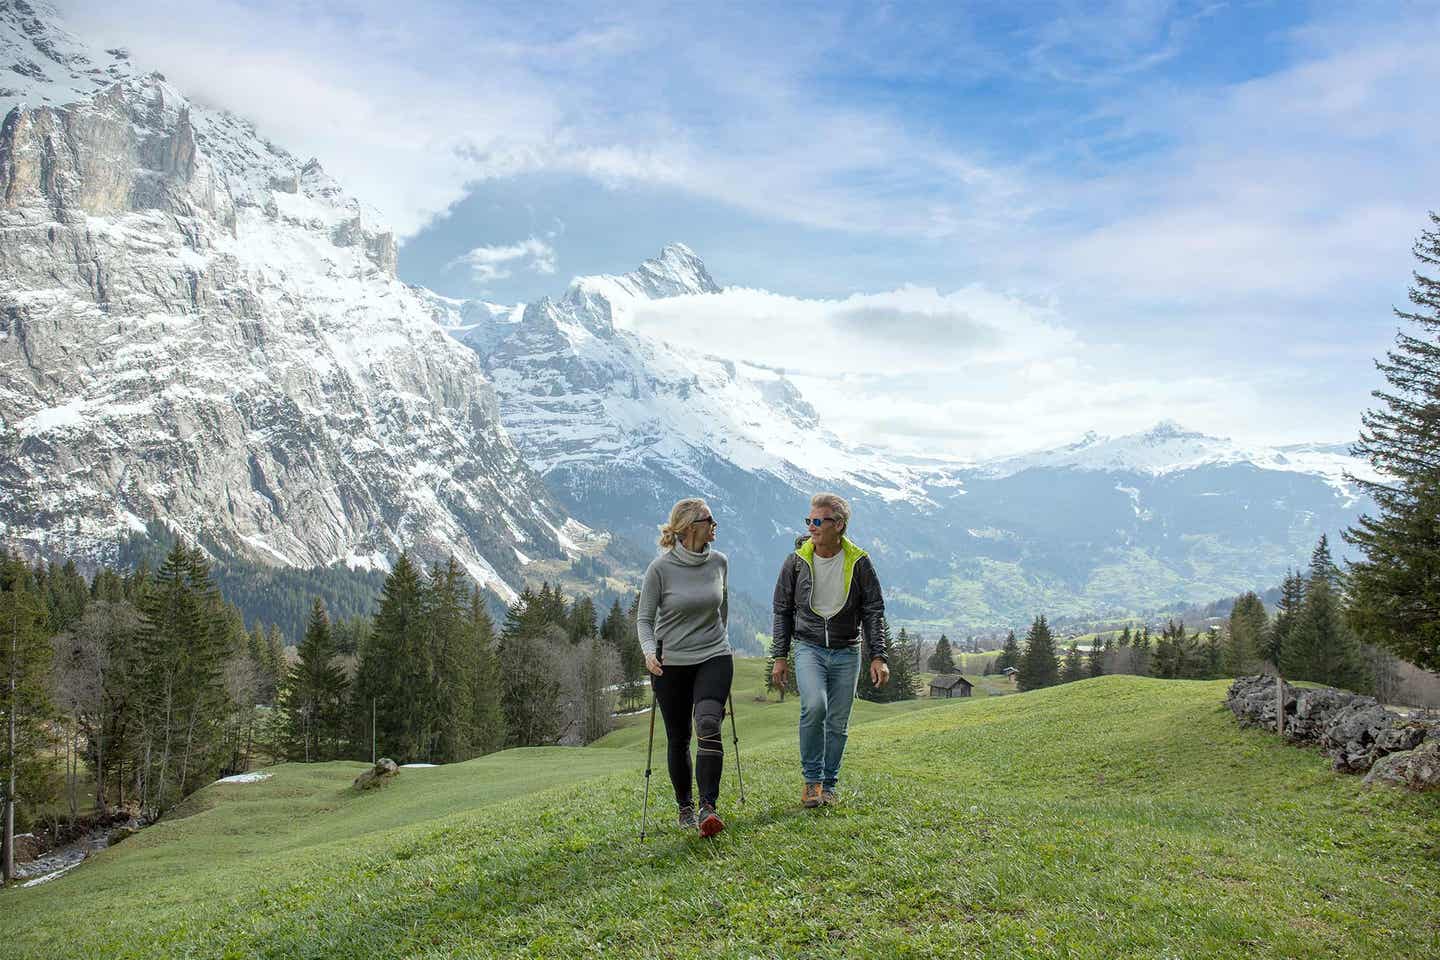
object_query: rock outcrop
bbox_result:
[1226,675,1438,791]
[1363,740,1440,791]
[353,758,399,790]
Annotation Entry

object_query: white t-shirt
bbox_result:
[811,551,847,618]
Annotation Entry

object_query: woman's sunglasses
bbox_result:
[694,516,717,526]
[804,517,839,528]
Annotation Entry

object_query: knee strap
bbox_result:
[694,699,725,757]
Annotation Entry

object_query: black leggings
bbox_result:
[651,654,733,807]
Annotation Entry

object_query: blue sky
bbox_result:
[65,0,1440,456]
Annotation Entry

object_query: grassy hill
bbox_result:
[4,663,1438,959]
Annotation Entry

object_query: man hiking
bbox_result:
[771,492,889,807]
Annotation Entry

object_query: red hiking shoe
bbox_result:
[698,802,725,838]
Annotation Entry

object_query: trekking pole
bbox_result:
[640,691,658,841]
[727,693,746,806]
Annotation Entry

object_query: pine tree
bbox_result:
[424,559,469,762]
[265,625,285,682]
[465,590,506,755]
[1,553,54,883]
[600,598,645,710]
[927,634,957,673]
[1202,627,1224,679]
[1060,641,1085,683]
[888,624,920,701]
[1285,537,1368,690]
[535,582,568,626]
[1016,616,1060,691]
[247,624,275,704]
[568,595,598,645]
[1345,212,1440,672]
[59,593,143,816]
[860,620,915,702]
[1134,624,1152,675]
[353,553,426,761]
[497,591,563,746]
[44,559,89,634]
[1153,619,1189,679]
[995,630,1021,672]
[91,566,126,604]
[1113,624,1150,676]
[281,599,348,762]
[134,543,231,817]
[1086,635,1106,678]
[1225,592,1267,676]
[1264,572,1304,669]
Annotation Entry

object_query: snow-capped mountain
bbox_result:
[972,420,1380,503]
[0,1,1382,630]
[436,250,1379,629]
[426,243,929,601]
[0,1,603,597]
[903,422,1379,628]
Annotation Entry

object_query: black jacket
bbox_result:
[771,537,888,662]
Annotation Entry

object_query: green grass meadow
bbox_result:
[4,661,1438,959]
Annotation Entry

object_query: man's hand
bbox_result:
[645,653,663,676]
[771,658,788,688]
[870,658,890,687]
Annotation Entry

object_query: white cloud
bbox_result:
[46,1,1437,452]
[1038,14,1440,311]
[56,0,1029,239]
[448,237,557,286]
[626,284,1267,458]
[630,285,1075,375]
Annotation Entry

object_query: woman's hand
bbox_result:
[646,653,664,676]
[870,658,890,687]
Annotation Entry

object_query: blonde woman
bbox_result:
[637,497,732,837]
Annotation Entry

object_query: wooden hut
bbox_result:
[928,674,974,699]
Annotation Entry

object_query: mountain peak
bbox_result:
[626,243,720,298]
[1141,419,1203,440]
[1,0,135,111]
[557,243,718,336]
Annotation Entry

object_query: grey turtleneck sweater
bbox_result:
[636,544,730,665]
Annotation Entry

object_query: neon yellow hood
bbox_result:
[795,536,867,606]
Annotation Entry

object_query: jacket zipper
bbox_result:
[804,550,842,649]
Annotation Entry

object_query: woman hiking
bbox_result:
[637,497,732,837]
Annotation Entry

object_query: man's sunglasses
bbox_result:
[805,517,839,528]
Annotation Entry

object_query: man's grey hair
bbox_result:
[811,492,851,531]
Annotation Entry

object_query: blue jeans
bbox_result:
[793,642,862,788]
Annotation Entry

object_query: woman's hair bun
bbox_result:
[657,498,708,549]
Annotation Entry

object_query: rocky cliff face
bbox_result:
[0,2,598,595]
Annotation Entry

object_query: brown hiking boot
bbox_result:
[820,787,838,806]
[802,783,823,808]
